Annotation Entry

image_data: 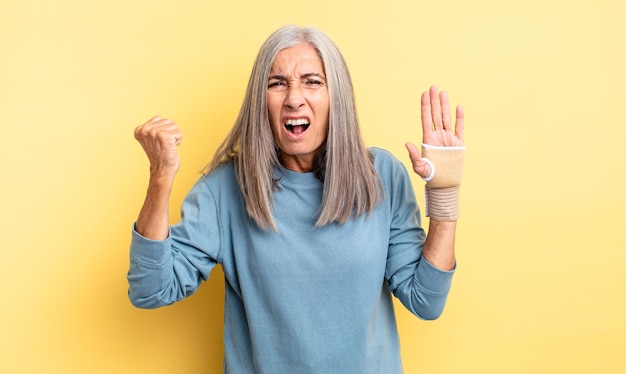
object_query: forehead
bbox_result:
[270,43,324,75]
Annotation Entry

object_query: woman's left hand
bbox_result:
[406,85,464,179]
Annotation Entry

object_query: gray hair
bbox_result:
[208,25,381,230]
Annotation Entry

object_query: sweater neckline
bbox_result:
[275,166,321,186]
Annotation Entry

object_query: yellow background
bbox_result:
[1,0,624,372]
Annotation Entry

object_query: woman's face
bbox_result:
[267,43,330,172]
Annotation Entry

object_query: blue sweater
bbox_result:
[128,148,455,373]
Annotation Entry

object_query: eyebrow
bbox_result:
[268,73,326,81]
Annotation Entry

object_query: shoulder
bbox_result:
[369,147,396,163]
[202,161,236,184]
[369,147,409,177]
[368,148,419,211]
[191,161,239,199]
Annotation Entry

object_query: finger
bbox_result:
[440,91,451,130]
[164,123,182,146]
[421,92,433,136]
[430,86,443,130]
[152,124,182,145]
[455,105,465,142]
[151,120,181,145]
[172,129,183,146]
[135,116,160,139]
[135,118,180,146]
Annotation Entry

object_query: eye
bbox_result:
[268,80,287,91]
[304,79,324,89]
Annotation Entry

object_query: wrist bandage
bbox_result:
[421,143,466,221]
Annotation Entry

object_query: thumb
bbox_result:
[405,142,431,179]
[405,142,421,161]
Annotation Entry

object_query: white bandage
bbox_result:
[421,143,466,221]
[420,157,435,182]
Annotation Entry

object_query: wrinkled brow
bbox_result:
[268,73,326,81]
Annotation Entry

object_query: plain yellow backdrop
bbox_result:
[1,0,624,373]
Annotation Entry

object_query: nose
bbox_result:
[284,85,305,110]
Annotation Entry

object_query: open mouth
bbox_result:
[284,118,310,135]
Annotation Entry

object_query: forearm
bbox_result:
[135,171,176,240]
[422,219,456,271]
[133,116,183,240]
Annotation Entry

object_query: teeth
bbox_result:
[285,118,309,126]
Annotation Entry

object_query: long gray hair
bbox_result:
[208,25,381,230]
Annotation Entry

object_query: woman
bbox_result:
[129,25,465,373]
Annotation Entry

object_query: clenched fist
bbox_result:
[134,116,183,176]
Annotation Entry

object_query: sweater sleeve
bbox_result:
[127,176,222,309]
[378,149,455,320]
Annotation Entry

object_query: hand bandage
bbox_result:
[421,143,466,221]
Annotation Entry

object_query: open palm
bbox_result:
[406,86,465,178]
